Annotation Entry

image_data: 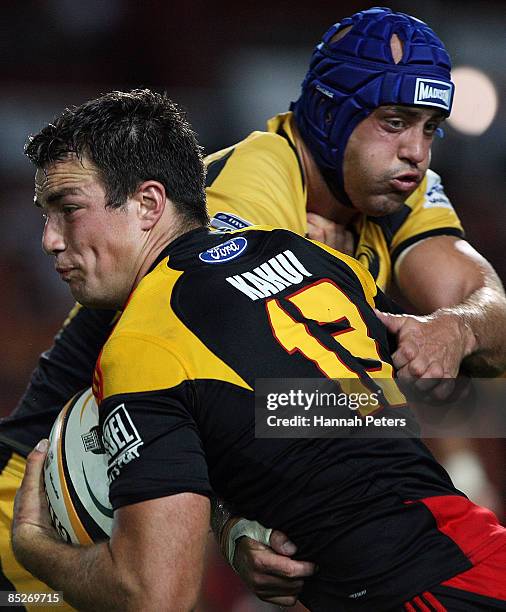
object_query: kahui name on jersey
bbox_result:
[226,250,312,300]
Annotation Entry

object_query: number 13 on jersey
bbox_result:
[266,280,405,410]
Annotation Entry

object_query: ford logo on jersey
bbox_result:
[199,237,248,264]
[414,78,453,112]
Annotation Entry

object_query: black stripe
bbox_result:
[205,148,235,188]
[0,444,14,470]
[279,297,390,402]
[0,435,31,458]
[276,126,305,190]
[420,591,443,611]
[391,228,465,267]
[369,205,412,246]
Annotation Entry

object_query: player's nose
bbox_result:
[42,216,66,255]
[398,128,430,166]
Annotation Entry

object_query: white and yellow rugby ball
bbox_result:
[44,387,113,544]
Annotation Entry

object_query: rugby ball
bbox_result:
[44,387,113,544]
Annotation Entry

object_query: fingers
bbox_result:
[251,550,314,581]
[240,550,312,605]
[306,213,354,255]
[343,230,355,256]
[306,220,325,243]
[306,212,336,232]
[21,439,49,492]
[269,529,297,556]
[12,439,51,542]
[396,354,457,402]
[259,594,299,607]
[234,536,315,606]
[236,537,315,579]
[391,341,419,371]
[374,309,408,335]
[431,379,456,401]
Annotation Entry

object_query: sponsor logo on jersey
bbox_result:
[349,589,367,599]
[210,211,253,231]
[414,78,453,111]
[226,250,312,300]
[199,237,248,264]
[423,181,453,209]
[102,404,143,482]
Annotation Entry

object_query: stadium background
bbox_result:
[1,1,504,609]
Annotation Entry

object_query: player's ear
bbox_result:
[136,181,166,229]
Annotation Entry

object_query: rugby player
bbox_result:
[3,6,506,607]
[12,88,506,611]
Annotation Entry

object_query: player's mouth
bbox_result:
[55,266,76,281]
[389,172,422,193]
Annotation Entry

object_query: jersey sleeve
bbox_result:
[390,169,465,269]
[205,131,307,235]
[96,334,212,510]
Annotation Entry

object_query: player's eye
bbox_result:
[384,117,405,131]
[424,122,440,135]
[62,205,79,216]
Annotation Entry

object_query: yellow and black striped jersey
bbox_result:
[92,227,470,610]
[206,112,464,290]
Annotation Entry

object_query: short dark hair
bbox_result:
[25,89,209,226]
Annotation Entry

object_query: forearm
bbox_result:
[14,528,135,611]
[397,237,506,376]
[436,281,506,375]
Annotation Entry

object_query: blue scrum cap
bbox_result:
[291,7,454,205]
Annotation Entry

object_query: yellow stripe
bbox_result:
[79,389,94,424]
[56,399,93,546]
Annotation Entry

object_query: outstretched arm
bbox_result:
[383,236,506,387]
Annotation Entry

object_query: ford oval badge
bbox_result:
[198,237,248,264]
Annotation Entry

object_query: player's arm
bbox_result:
[12,305,115,420]
[12,440,209,611]
[379,236,506,385]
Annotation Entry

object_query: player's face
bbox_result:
[342,105,444,216]
[36,155,143,309]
